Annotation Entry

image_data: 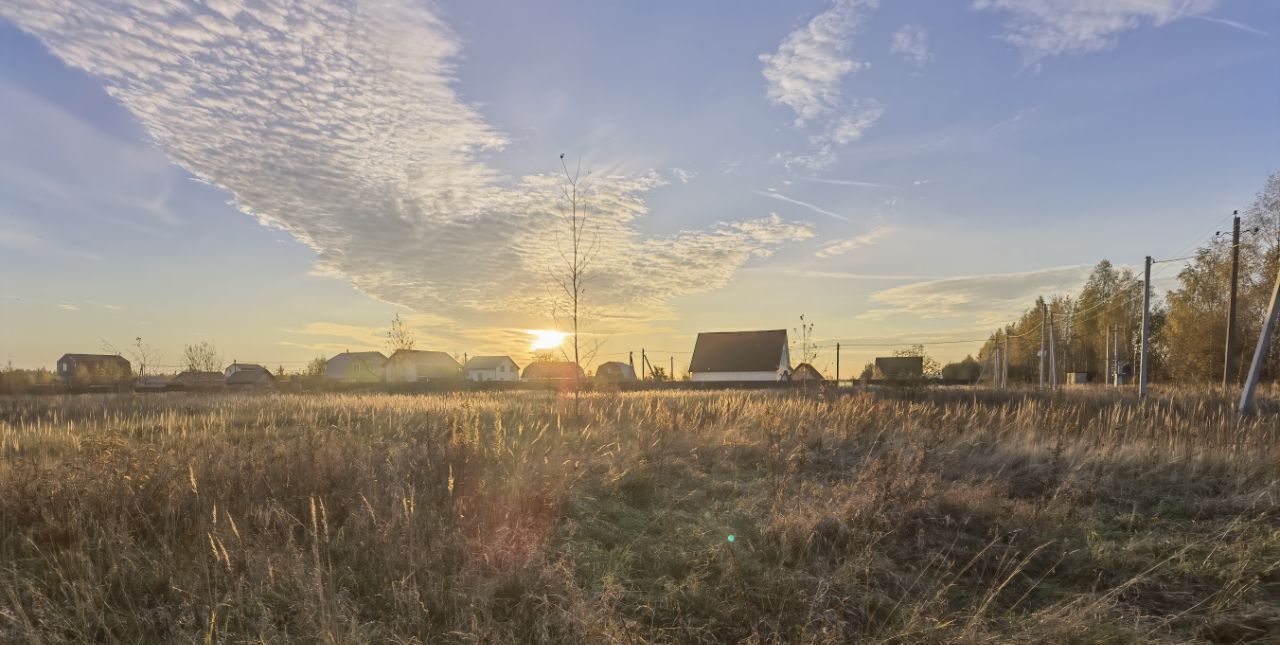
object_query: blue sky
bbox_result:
[1,0,1276,373]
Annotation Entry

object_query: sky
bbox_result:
[0,0,1277,375]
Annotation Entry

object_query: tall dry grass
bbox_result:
[0,387,1277,643]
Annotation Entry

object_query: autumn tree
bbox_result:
[386,314,416,352]
[181,341,221,373]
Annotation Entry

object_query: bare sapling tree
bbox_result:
[103,336,161,378]
[386,314,416,352]
[181,341,221,373]
[792,314,818,366]
[549,154,602,414]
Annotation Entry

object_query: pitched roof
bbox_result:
[59,353,130,366]
[791,363,824,380]
[323,352,387,379]
[226,366,274,385]
[688,330,788,373]
[522,361,584,380]
[595,361,637,380]
[387,350,461,377]
[172,371,225,385]
[464,355,518,370]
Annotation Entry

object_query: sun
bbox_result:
[529,330,568,351]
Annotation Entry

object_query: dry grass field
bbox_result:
[1,388,1278,643]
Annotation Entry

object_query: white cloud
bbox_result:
[814,226,894,258]
[2,0,814,332]
[670,168,696,184]
[761,0,884,169]
[756,190,848,221]
[58,303,78,311]
[890,25,932,66]
[861,265,1095,324]
[759,0,878,125]
[973,0,1219,64]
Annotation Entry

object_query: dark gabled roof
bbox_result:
[59,353,130,366]
[227,362,266,371]
[226,366,274,385]
[465,355,518,370]
[172,371,225,384]
[522,361,585,380]
[688,330,788,373]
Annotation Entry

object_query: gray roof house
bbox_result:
[463,356,520,382]
[385,350,462,383]
[56,354,132,386]
[323,352,387,383]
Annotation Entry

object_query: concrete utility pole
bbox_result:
[1105,326,1111,386]
[835,343,841,386]
[641,348,646,380]
[1002,331,1010,388]
[670,356,674,381]
[1224,211,1241,386]
[1140,255,1152,398]
[1039,302,1047,389]
[1239,264,1280,414]
[1048,311,1058,389]
[1112,325,1120,387]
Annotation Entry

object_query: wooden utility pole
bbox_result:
[1140,255,1152,397]
[993,342,1001,389]
[835,343,841,387]
[640,349,646,380]
[1039,301,1047,389]
[1105,326,1111,386]
[1224,211,1241,386]
[670,356,674,381]
[1239,264,1280,414]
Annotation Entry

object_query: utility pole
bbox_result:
[1224,211,1241,386]
[1239,263,1280,414]
[1140,255,1152,398]
[629,351,634,374]
[641,348,646,380]
[670,356,674,382]
[993,341,1001,389]
[1002,331,1010,388]
[1039,301,1047,390]
[835,343,841,387]
[1112,325,1120,387]
[1105,326,1111,387]
[1048,310,1058,389]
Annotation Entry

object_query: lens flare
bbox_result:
[529,330,568,351]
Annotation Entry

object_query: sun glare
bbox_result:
[529,330,568,351]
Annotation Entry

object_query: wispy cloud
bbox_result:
[761,0,883,169]
[974,0,1220,65]
[1193,15,1270,37]
[890,25,932,66]
[860,265,1095,324]
[756,190,848,221]
[803,177,893,189]
[814,226,894,258]
[58,303,78,311]
[670,168,697,184]
[2,0,814,332]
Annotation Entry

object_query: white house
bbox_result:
[385,350,462,383]
[225,361,268,378]
[463,356,520,382]
[323,352,387,383]
[687,329,791,382]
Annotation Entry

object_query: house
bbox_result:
[323,352,387,383]
[171,371,226,390]
[874,356,923,380]
[688,329,790,382]
[595,361,637,381]
[134,375,174,391]
[384,350,462,383]
[463,356,520,382]
[225,361,267,378]
[56,354,132,387]
[790,363,824,381]
[522,361,585,382]
[226,365,274,388]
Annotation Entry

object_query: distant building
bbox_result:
[1065,372,1089,385]
[595,361,637,381]
[790,363,824,382]
[226,365,275,388]
[225,362,268,378]
[874,356,924,380]
[384,350,462,383]
[323,352,387,383]
[688,329,790,382]
[463,356,520,382]
[522,361,585,382]
[56,354,132,387]
[171,371,226,390]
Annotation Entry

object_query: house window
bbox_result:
[60,363,68,372]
